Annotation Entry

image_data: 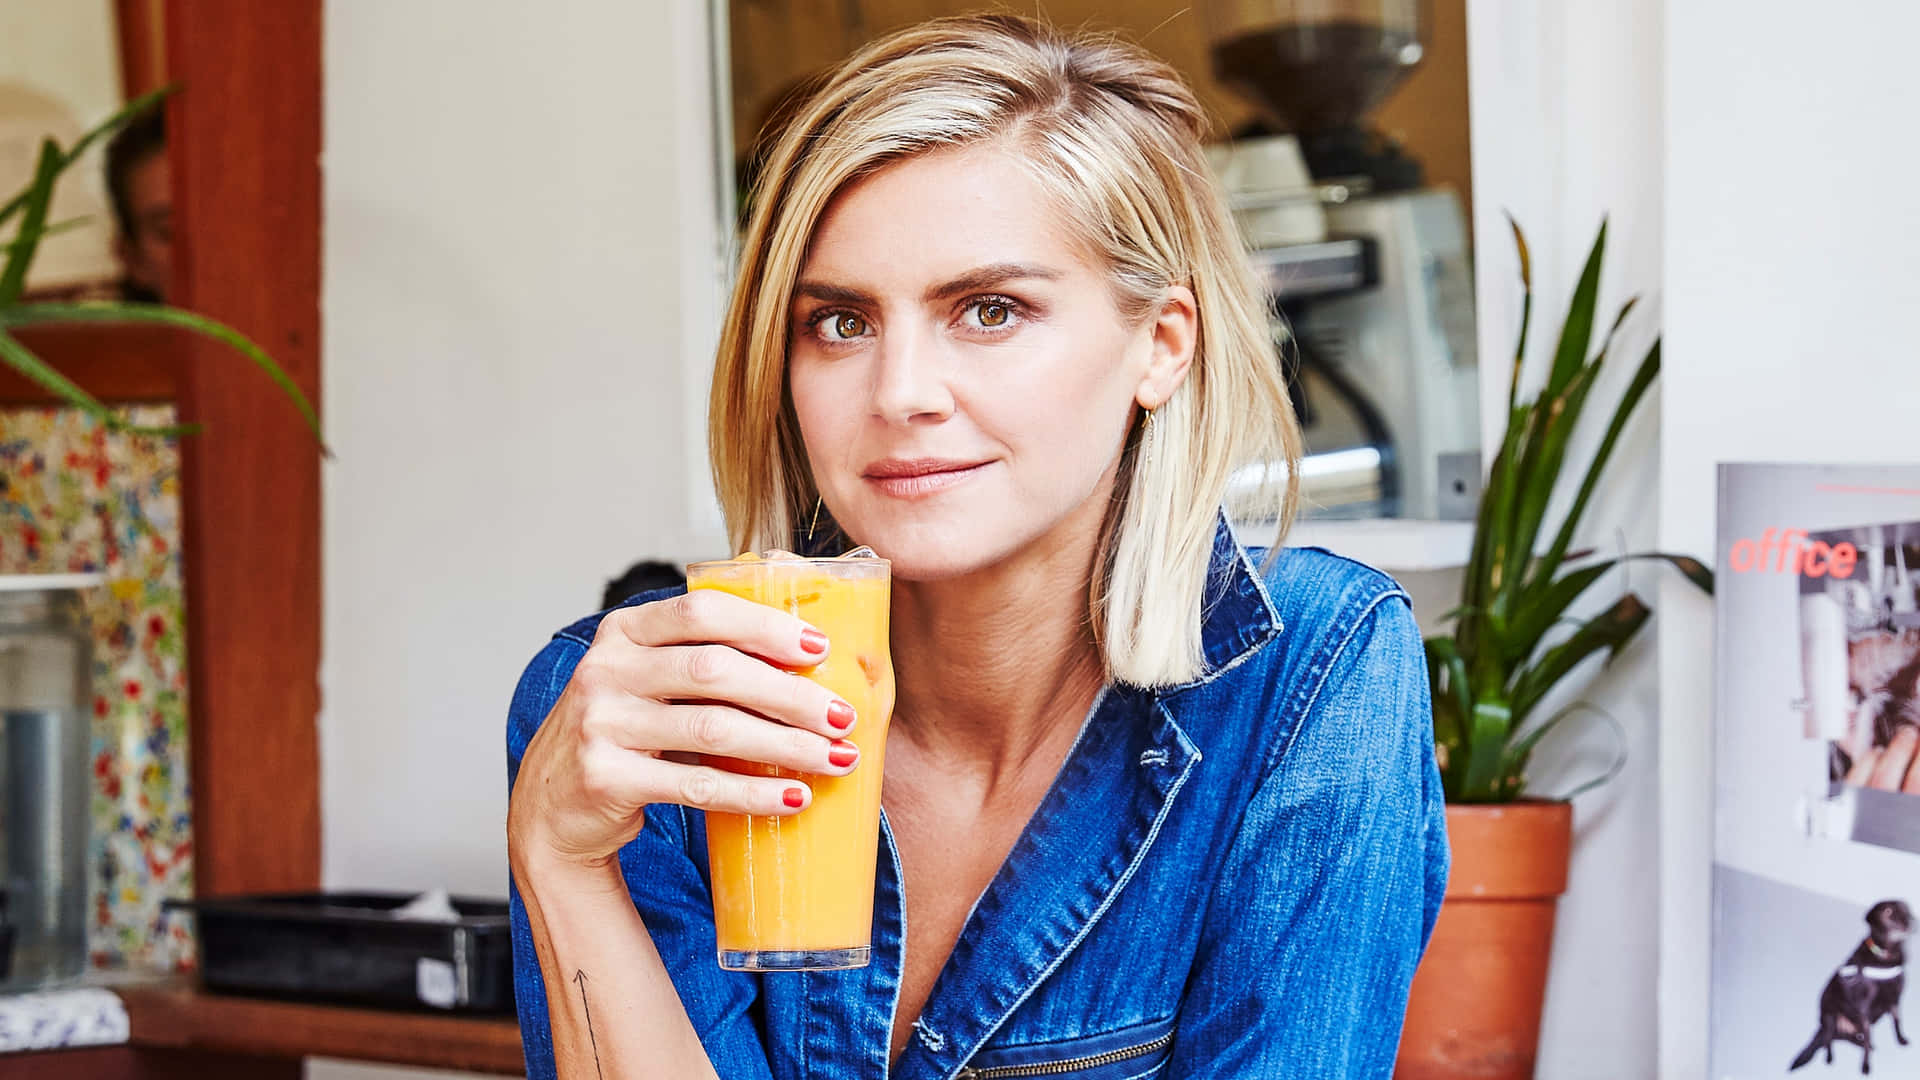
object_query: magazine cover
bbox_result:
[1713,464,1920,1078]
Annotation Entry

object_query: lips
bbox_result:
[862,458,990,498]
[862,458,989,480]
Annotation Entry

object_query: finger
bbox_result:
[648,643,855,738]
[1848,747,1882,787]
[1870,729,1917,790]
[605,589,829,670]
[640,703,859,777]
[1901,735,1920,795]
[632,755,814,816]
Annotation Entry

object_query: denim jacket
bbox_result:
[507,517,1448,1079]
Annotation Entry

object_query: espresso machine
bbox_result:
[1204,0,1480,522]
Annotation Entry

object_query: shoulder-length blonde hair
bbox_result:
[708,14,1300,687]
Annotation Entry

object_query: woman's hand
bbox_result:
[507,590,861,877]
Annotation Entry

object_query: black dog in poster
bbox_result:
[1791,899,1914,1074]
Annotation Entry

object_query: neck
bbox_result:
[887,504,1110,798]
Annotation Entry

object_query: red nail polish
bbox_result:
[783,787,806,808]
[828,741,859,768]
[827,701,856,730]
[800,629,828,655]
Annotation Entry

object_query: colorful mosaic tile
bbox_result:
[0,404,194,973]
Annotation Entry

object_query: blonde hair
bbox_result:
[708,14,1300,687]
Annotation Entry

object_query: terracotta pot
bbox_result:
[1396,800,1573,1080]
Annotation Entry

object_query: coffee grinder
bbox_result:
[1206,0,1480,521]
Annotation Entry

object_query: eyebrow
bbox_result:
[792,262,1064,307]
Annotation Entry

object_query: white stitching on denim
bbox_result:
[914,1018,945,1051]
[1139,747,1170,767]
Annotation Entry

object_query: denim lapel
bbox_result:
[886,683,1200,1080]
[885,512,1280,1079]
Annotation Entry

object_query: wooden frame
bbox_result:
[0,0,323,907]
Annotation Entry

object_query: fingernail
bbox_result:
[783,787,806,808]
[827,701,856,730]
[800,628,828,655]
[828,740,859,768]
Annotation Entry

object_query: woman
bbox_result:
[507,15,1445,1079]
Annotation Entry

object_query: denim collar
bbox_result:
[865,512,1285,1079]
[1161,510,1284,695]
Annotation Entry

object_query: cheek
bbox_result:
[981,342,1136,478]
[787,364,860,458]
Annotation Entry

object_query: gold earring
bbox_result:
[1143,407,1157,467]
[805,496,824,545]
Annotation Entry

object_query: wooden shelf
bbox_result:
[115,982,523,1075]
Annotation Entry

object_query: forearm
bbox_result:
[512,849,720,1080]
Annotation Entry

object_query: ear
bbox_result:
[1134,285,1198,411]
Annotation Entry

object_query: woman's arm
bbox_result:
[512,847,720,1080]
[1166,592,1448,1077]
[507,595,846,1080]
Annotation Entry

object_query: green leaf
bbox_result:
[1505,551,1717,664]
[1502,361,1600,609]
[1508,592,1651,727]
[2,216,94,256]
[0,329,114,419]
[1425,636,1473,799]
[59,86,175,170]
[0,302,329,455]
[0,141,62,305]
[1459,403,1528,668]
[1,85,171,234]
[0,331,198,438]
[1547,218,1607,397]
[1505,213,1533,413]
[1462,695,1516,801]
[1536,341,1662,583]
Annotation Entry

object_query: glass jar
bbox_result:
[0,573,102,986]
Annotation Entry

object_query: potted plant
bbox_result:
[1394,220,1711,1080]
[0,86,323,447]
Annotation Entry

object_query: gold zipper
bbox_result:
[954,1031,1173,1078]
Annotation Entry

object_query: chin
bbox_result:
[843,513,1015,582]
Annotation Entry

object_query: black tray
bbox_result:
[163,891,514,1015]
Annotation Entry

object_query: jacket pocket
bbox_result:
[955,1015,1174,1080]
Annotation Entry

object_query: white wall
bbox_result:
[1466,0,1666,1075]
[1659,2,1920,1075]
[317,2,729,1077]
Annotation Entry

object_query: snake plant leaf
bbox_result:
[0,86,173,234]
[0,141,61,306]
[1505,552,1717,665]
[1507,592,1650,727]
[1504,361,1601,604]
[1457,399,1525,661]
[0,330,199,438]
[1426,636,1469,799]
[1546,218,1607,397]
[1536,341,1661,583]
[0,301,329,456]
[60,86,174,172]
[1463,695,1517,802]
[1505,212,1533,413]
[2,216,93,256]
[0,329,111,417]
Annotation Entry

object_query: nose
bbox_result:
[869,321,953,425]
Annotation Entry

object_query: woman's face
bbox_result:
[786,144,1193,581]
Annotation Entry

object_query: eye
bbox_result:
[810,311,870,342]
[962,296,1022,331]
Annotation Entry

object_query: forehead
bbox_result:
[800,143,1093,284]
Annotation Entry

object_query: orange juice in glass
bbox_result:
[685,550,894,971]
